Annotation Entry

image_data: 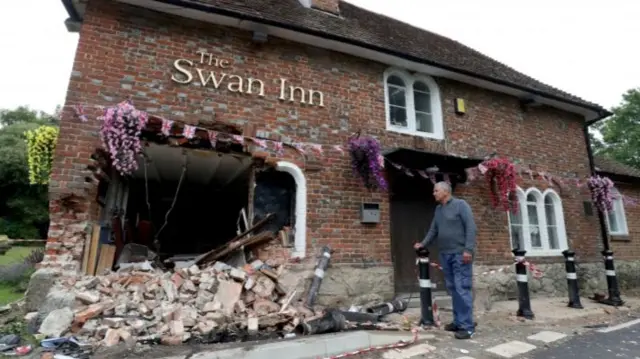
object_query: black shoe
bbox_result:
[444,323,459,332]
[454,330,475,340]
[445,322,478,332]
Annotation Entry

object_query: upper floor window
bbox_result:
[508,187,568,256]
[606,188,628,236]
[384,68,444,140]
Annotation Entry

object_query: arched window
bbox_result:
[507,187,568,256]
[384,68,443,140]
[606,188,628,236]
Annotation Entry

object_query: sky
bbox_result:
[0,0,638,114]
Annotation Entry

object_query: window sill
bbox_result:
[523,250,565,257]
[610,234,630,242]
[386,127,444,140]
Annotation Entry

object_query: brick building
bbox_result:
[51,0,639,304]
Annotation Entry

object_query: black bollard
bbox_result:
[416,247,435,326]
[601,250,624,306]
[562,250,583,309]
[305,246,332,308]
[512,249,534,320]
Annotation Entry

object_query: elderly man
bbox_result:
[414,181,477,339]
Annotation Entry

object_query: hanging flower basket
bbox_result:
[99,101,148,176]
[587,175,614,213]
[348,136,387,191]
[482,157,517,212]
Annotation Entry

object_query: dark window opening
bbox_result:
[253,169,296,236]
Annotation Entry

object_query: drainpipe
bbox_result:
[583,114,624,306]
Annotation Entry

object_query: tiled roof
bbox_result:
[184,0,607,112]
[594,156,640,178]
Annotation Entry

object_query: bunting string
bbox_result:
[63,102,640,206]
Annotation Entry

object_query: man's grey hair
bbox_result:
[434,181,451,193]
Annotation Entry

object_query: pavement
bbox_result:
[529,319,640,359]
[350,296,640,359]
[28,296,640,359]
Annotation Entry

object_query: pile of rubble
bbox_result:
[35,258,317,347]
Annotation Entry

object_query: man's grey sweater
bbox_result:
[420,197,477,254]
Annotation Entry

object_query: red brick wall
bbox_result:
[48,1,601,268]
[610,184,640,259]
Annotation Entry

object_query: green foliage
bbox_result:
[592,88,640,169]
[0,106,58,239]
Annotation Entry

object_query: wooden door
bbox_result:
[389,177,445,294]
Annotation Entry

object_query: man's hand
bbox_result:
[462,251,473,264]
[413,242,423,250]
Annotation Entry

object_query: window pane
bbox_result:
[413,85,431,113]
[527,193,537,202]
[607,210,619,233]
[388,87,406,108]
[529,225,542,248]
[511,224,524,250]
[547,225,559,249]
[527,204,539,225]
[414,81,429,92]
[545,197,556,226]
[415,112,433,133]
[510,204,522,225]
[387,75,405,87]
[389,106,407,127]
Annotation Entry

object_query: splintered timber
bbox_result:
[170,51,325,107]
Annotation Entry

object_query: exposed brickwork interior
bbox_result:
[46,1,617,274]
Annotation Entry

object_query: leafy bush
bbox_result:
[23,248,44,266]
[0,262,34,288]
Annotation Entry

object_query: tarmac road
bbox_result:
[530,319,640,359]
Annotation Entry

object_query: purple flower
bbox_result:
[348,136,387,191]
[99,101,146,176]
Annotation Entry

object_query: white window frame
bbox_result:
[508,187,569,257]
[606,188,629,236]
[383,68,444,140]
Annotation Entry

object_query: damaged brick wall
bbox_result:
[47,1,600,274]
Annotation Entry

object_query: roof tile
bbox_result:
[189,0,606,111]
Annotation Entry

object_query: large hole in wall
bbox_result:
[125,143,253,256]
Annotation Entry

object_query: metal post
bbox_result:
[416,247,435,326]
[601,250,624,306]
[562,250,583,309]
[305,246,332,308]
[365,298,408,316]
[583,124,624,307]
[512,249,534,320]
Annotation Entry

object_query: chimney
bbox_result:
[299,0,340,15]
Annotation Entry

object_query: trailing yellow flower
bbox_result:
[25,125,59,185]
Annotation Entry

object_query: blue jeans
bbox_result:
[440,252,474,332]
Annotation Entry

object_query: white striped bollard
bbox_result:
[416,247,435,326]
[602,250,624,306]
[562,250,583,309]
[512,249,534,319]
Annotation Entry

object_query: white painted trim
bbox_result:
[112,0,601,119]
[383,68,444,140]
[276,161,307,258]
[597,318,640,333]
[606,188,629,236]
[507,186,568,257]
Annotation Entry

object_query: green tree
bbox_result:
[0,106,58,239]
[591,88,640,169]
